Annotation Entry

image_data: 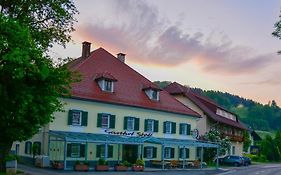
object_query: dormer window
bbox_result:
[143,83,162,101]
[94,72,117,93]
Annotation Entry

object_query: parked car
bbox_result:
[242,156,251,166]
[219,155,244,167]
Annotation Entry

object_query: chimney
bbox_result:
[117,53,126,63]
[82,41,91,58]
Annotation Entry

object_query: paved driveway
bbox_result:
[18,164,225,175]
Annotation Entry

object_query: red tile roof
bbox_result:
[165,82,247,130]
[94,72,117,81]
[68,48,200,117]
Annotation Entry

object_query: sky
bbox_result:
[51,0,281,106]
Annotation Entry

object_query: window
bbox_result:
[179,148,190,159]
[151,90,159,100]
[104,80,113,92]
[164,147,174,159]
[124,117,139,131]
[72,111,82,126]
[24,141,32,154]
[232,146,235,155]
[179,123,191,135]
[146,147,153,159]
[33,142,41,155]
[68,110,88,126]
[145,119,159,132]
[67,143,85,158]
[97,113,115,129]
[96,145,113,158]
[102,115,109,128]
[147,120,154,132]
[163,121,176,134]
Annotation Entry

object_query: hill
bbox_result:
[154,81,281,131]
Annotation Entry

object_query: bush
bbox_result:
[5,154,19,162]
[135,159,144,166]
[98,158,108,165]
[121,161,131,167]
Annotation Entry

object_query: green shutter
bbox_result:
[108,145,113,158]
[172,122,176,134]
[179,123,183,135]
[143,147,147,158]
[171,148,175,158]
[82,111,88,126]
[68,110,74,125]
[134,117,140,131]
[124,116,128,130]
[186,148,190,159]
[153,147,157,158]
[24,142,28,154]
[154,120,159,132]
[144,119,148,131]
[187,124,191,135]
[179,148,182,159]
[97,113,102,127]
[109,115,116,128]
[163,121,167,133]
[96,145,101,157]
[80,144,85,157]
[67,144,71,157]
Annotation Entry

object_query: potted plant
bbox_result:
[95,158,109,171]
[52,161,64,169]
[114,161,130,171]
[132,159,145,171]
[74,161,89,171]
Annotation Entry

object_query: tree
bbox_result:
[0,0,78,172]
[243,131,251,152]
[260,135,280,161]
[273,10,281,54]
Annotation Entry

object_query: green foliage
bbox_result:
[243,131,251,152]
[121,161,131,167]
[4,155,19,162]
[260,135,280,161]
[98,158,108,165]
[135,159,145,166]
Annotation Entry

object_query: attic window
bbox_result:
[94,72,117,93]
[143,84,162,101]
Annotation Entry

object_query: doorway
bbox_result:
[122,144,138,164]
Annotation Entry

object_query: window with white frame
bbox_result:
[127,117,135,130]
[146,147,153,159]
[104,80,113,92]
[102,114,110,128]
[72,111,82,126]
[147,120,154,132]
[144,89,160,101]
[165,122,172,134]
[180,124,187,135]
[71,143,80,158]
[164,147,173,159]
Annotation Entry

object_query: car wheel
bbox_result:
[234,162,239,167]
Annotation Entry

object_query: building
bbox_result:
[164,82,247,156]
[11,42,218,170]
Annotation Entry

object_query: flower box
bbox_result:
[52,162,64,170]
[132,165,144,171]
[95,165,109,171]
[114,165,128,171]
[74,164,89,171]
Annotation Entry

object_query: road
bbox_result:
[217,163,281,175]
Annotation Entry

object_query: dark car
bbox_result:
[242,156,251,166]
[219,155,244,167]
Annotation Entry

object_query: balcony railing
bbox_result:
[222,133,244,142]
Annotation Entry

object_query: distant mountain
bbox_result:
[154,81,281,131]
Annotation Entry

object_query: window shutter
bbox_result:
[96,145,101,157]
[153,147,157,158]
[186,148,190,159]
[171,148,175,158]
[68,110,74,125]
[34,142,41,155]
[108,145,113,158]
[144,119,148,131]
[172,122,176,134]
[187,124,191,135]
[109,115,116,128]
[67,144,71,157]
[124,116,128,130]
[179,123,183,135]
[82,111,88,126]
[29,142,32,154]
[134,117,140,131]
[80,144,85,157]
[179,148,183,159]
[24,142,28,154]
[143,147,148,158]
[154,120,159,132]
[97,113,102,127]
[163,121,167,133]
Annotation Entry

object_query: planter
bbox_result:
[95,165,109,171]
[132,165,144,171]
[74,164,89,171]
[6,160,17,168]
[52,162,64,170]
[114,165,128,171]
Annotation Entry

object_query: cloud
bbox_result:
[75,0,280,75]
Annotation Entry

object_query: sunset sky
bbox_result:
[51,0,281,106]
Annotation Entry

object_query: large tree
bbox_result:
[0,0,78,172]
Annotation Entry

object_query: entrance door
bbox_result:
[122,144,138,164]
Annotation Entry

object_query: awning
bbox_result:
[49,130,218,148]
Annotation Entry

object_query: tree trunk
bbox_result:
[0,141,13,173]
